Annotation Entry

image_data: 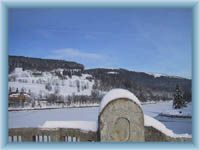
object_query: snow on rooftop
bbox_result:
[144,114,191,138]
[99,88,141,112]
[9,93,20,97]
[9,93,30,98]
[41,121,97,132]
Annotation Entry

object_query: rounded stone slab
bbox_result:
[99,98,144,142]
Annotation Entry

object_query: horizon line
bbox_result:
[8,54,191,80]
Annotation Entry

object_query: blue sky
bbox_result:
[8,8,192,78]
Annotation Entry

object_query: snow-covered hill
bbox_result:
[8,55,192,107]
[146,72,185,79]
[9,67,94,99]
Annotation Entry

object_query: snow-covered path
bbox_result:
[8,101,192,134]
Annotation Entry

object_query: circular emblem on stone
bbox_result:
[111,117,130,141]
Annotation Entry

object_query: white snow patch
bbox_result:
[160,102,192,117]
[9,68,94,98]
[144,114,191,138]
[99,88,141,112]
[152,73,163,78]
[107,71,119,74]
[41,121,97,132]
[81,74,93,78]
[15,68,23,72]
[146,72,185,79]
[12,67,31,78]
[9,93,20,98]
[146,72,165,78]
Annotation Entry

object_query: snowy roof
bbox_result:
[144,114,191,138]
[9,93,30,98]
[41,121,97,132]
[99,88,141,113]
[9,93,20,97]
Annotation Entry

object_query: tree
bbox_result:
[9,87,12,94]
[20,88,25,93]
[54,85,60,95]
[45,82,52,91]
[47,93,57,104]
[16,88,19,93]
[76,80,80,92]
[93,79,98,89]
[183,91,192,102]
[91,89,99,98]
[173,85,186,109]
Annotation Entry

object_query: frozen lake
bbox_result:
[142,101,192,134]
[9,101,192,135]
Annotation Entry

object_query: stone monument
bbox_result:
[99,89,144,142]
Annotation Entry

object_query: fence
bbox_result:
[9,128,97,142]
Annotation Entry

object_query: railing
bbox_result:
[9,128,97,142]
[9,126,191,142]
[8,135,22,142]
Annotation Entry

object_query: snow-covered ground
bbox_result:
[9,101,192,135]
[41,121,97,132]
[9,107,99,128]
[142,100,192,118]
[159,102,192,118]
[8,103,99,111]
[9,68,94,98]
[142,100,174,117]
[142,101,192,134]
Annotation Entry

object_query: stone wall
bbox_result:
[9,128,97,142]
[8,126,192,142]
[144,126,192,142]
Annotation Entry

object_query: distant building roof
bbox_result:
[9,93,31,100]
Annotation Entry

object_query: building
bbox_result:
[9,92,31,107]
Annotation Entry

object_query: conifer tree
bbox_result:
[173,84,186,109]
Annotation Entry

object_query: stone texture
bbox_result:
[144,126,192,142]
[99,98,145,142]
[9,128,97,142]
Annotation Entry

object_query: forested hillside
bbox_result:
[9,55,84,73]
[9,56,191,102]
[84,68,191,101]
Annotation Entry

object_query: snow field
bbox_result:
[9,101,192,135]
[9,68,95,98]
[41,121,97,132]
